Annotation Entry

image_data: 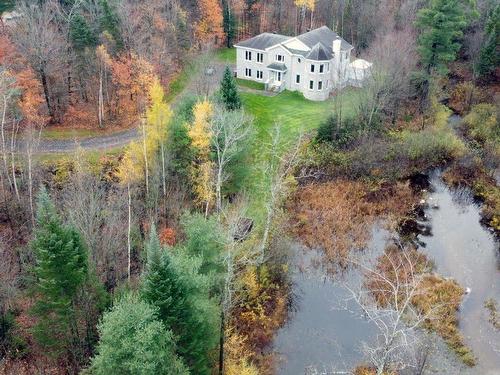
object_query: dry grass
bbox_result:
[484,298,500,330]
[289,180,415,264]
[366,246,475,367]
[413,275,475,366]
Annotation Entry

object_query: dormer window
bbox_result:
[276,54,284,62]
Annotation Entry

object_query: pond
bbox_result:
[274,171,500,374]
[273,227,390,374]
[416,170,500,374]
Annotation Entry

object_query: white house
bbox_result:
[234,26,371,101]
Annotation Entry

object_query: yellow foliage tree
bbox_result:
[116,146,143,281]
[188,100,214,215]
[195,0,224,45]
[145,78,172,196]
[294,0,315,32]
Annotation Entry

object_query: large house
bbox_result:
[234,26,371,101]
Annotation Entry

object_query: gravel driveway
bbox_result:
[26,59,232,154]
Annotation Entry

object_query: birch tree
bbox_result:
[210,108,251,214]
[343,244,438,374]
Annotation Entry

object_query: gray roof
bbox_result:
[235,26,354,61]
[306,43,330,61]
[234,32,291,51]
[297,26,353,55]
[267,63,288,72]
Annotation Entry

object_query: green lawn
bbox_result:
[41,128,107,140]
[216,48,236,64]
[241,89,357,219]
[236,78,265,91]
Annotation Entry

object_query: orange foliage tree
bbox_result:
[111,53,154,126]
[195,0,224,46]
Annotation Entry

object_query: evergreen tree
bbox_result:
[88,294,188,375]
[31,187,88,358]
[222,0,236,48]
[416,0,470,74]
[99,0,123,51]
[477,5,499,78]
[141,226,219,374]
[219,66,241,111]
[70,14,97,52]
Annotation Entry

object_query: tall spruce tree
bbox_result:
[89,294,188,375]
[70,14,97,52]
[31,187,89,359]
[99,0,123,51]
[222,0,236,48]
[416,0,470,74]
[477,5,499,78]
[141,226,219,374]
[219,66,241,111]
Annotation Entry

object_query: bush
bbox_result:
[463,104,499,144]
[316,115,363,148]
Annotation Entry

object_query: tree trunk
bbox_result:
[141,118,149,195]
[10,122,19,202]
[127,182,132,281]
[218,309,225,375]
[1,95,13,190]
[39,67,54,119]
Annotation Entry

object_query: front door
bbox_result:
[276,72,282,82]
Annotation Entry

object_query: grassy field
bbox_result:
[236,78,265,91]
[241,89,357,218]
[216,48,236,64]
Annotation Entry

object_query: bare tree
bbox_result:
[343,243,436,375]
[210,107,252,214]
[356,26,417,128]
[12,1,66,120]
[258,123,303,263]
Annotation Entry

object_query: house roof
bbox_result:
[234,32,291,50]
[297,26,353,52]
[235,26,354,61]
[267,63,288,72]
[306,43,331,61]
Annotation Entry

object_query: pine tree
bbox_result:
[222,0,236,48]
[141,226,219,374]
[31,187,88,358]
[416,0,470,74]
[100,0,123,51]
[220,66,241,111]
[70,14,97,52]
[89,294,188,375]
[477,5,499,78]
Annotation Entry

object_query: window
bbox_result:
[310,64,315,73]
[298,58,302,63]
[245,68,252,77]
[320,64,324,73]
[326,63,330,72]
[309,80,314,90]
[256,70,263,79]
[276,54,284,62]
[296,74,301,84]
[245,51,252,61]
[257,53,263,63]
[277,72,282,81]
[318,81,323,90]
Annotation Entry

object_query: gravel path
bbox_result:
[26,59,232,155]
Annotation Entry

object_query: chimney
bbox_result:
[332,36,341,62]
[332,36,342,81]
